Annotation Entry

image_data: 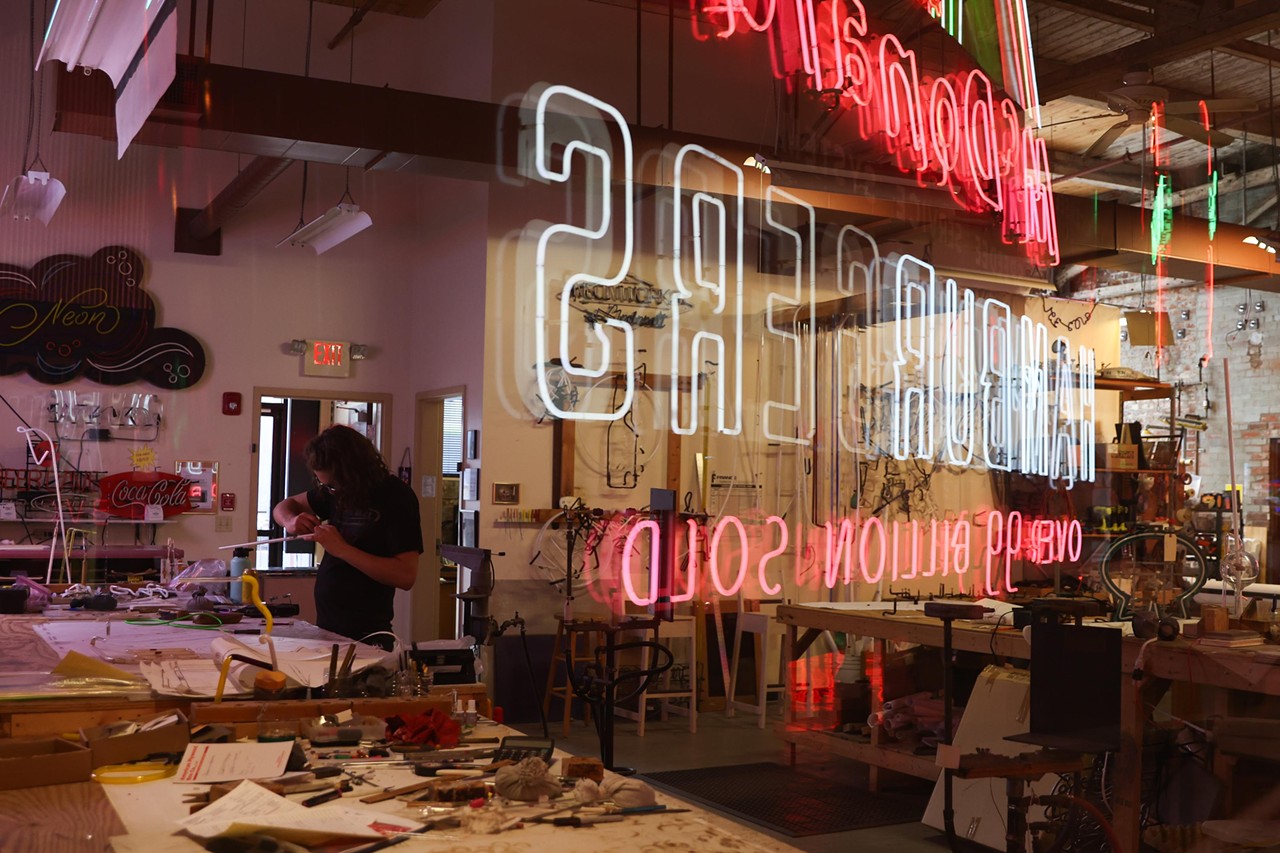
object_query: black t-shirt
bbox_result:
[307,473,423,645]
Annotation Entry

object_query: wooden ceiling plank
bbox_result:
[1039,0,1280,101]
[1033,0,1154,31]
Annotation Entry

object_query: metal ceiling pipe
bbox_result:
[186,156,294,240]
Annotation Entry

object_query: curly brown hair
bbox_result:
[305,425,390,511]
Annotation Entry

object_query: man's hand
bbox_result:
[284,512,321,535]
[308,522,348,555]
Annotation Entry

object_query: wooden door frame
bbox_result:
[412,386,466,641]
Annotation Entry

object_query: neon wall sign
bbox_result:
[611,510,1082,606]
[525,84,1095,485]
[693,0,1057,266]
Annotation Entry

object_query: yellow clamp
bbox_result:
[91,761,177,785]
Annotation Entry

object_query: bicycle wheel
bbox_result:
[1098,531,1206,620]
[529,511,595,594]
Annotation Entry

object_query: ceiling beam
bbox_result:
[1039,0,1280,101]
[1032,0,1154,31]
[1218,37,1280,66]
[1049,150,1147,192]
[1247,191,1280,226]
[1177,163,1279,205]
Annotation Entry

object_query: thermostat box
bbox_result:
[80,711,190,768]
[1100,443,1139,470]
[0,738,92,789]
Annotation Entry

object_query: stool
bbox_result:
[726,601,787,728]
[543,615,606,738]
[615,615,698,735]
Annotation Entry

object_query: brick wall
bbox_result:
[1085,271,1278,528]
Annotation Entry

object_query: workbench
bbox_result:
[0,614,489,738]
[0,721,797,852]
[777,601,1280,853]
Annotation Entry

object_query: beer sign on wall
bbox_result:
[0,246,206,388]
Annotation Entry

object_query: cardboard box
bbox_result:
[80,711,190,768]
[1101,443,1139,470]
[0,738,92,790]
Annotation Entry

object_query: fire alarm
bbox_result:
[222,392,242,416]
[220,492,236,512]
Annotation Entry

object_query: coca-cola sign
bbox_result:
[97,471,193,518]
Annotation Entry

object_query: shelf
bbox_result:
[1096,468,1180,474]
[0,545,180,559]
[2,516,171,525]
[776,725,941,781]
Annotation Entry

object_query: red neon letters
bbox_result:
[613,510,1082,607]
[694,0,1058,266]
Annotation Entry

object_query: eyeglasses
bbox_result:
[314,477,338,494]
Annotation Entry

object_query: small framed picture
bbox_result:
[466,429,479,460]
[461,468,479,502]
[458,509,478,548]
[492,482,520,504]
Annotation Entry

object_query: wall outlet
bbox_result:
[215,515,233,533]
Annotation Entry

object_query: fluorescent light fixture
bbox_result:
[276,203,372,254]
[1243,235,1260,245]
[39,0,179,158]
[0,171,67,224]
[40,0,158,83]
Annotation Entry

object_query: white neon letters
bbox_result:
[531,85,636,422]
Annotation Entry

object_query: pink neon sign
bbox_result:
[692,0,1058,266]
[612,510,1082,607]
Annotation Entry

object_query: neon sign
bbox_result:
[614,510,1082,606]
[692,0,1057,266]
[524,84,1095,485]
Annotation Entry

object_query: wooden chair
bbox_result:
[726,598,788,728]
[542,615,606,737]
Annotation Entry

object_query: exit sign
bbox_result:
[302,339,352,377]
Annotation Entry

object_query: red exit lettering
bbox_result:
[312,342,344,366]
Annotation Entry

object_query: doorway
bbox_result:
[412,388,464,641]
[249,388,392,572]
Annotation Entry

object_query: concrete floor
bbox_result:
[516,706,954,853]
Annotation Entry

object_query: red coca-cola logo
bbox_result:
[97,471,193,518]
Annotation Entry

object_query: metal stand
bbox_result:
[923,601,991,853]
[562,616,672,773]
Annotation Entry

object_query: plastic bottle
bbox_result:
[464,699,478,727]
[230,547,250,603]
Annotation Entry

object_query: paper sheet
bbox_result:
[210,635,394,689]
[175,742,293,784]
[178,780,422,844]
[51,649,139,681]
[138,659,238,697]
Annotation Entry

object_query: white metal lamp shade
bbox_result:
[0,171,67,225]
[276,203,373,254]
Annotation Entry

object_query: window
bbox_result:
[442,395,463,475]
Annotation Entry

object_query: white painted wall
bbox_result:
[0,0,494,640]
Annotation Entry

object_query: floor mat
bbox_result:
[642,761,929,838]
